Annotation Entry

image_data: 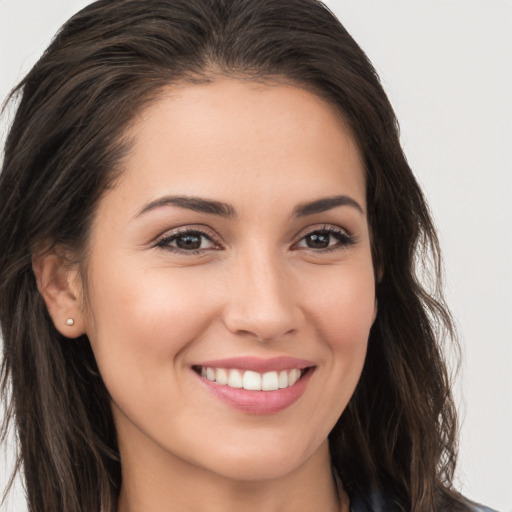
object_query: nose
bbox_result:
[222,249,304,342]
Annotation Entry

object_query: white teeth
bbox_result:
[243,371,261,390]
[288,369,301,386]
[261,371,279,391]
[199,367,306,391]
[278,370,288,388]
[227,369,243,388]
[216,368,228,385]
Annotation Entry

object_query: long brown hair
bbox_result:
[1,1,469,511]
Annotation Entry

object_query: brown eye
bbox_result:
[304,232,332,249]
[294,227,355,251]
[156,230,217,252]
[175,233,203,250]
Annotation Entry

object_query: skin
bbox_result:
[37,78,377,512]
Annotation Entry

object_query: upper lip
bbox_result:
[193,356,315,373]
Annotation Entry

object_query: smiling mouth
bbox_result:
[191,365,313,391]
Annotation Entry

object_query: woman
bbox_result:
[0,1,497,511]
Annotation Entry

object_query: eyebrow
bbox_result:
[136,193,363,219]
[293,195,364,216]
[136,195,237,218]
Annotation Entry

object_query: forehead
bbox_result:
[105,78,366,217]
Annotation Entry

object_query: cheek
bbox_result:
[303,261,375,400]
[82,262,226,438]
[83,259,220,388]
[282,264,374,439]
[305,262,376,349]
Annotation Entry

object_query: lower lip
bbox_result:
[195,368,314,415]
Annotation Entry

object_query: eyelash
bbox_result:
[154,225,356,255]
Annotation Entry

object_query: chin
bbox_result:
[191,434,324,482]
[205,454,303,482]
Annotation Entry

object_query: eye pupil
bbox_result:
[306,232,330,249]
[176,234,202,250]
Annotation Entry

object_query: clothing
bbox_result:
[349,490,499,512]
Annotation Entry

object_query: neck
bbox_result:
[116,434,347,512]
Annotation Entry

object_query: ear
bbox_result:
[32,249,86,338]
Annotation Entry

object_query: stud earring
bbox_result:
[65,318,75,326]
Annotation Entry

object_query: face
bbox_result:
[80,79,376,481]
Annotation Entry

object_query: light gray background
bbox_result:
[1,1,511,511]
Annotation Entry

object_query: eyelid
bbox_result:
[299,223,349,236]
[294,224,351,240]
